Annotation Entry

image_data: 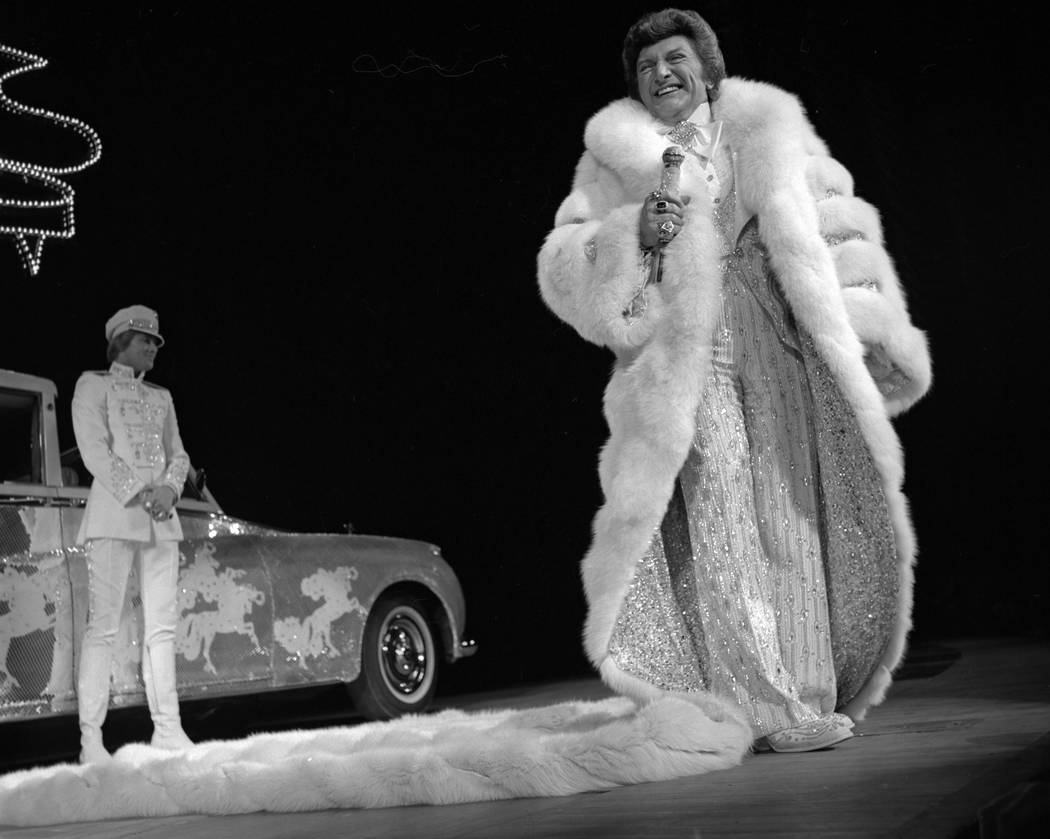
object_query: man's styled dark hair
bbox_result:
[106,330,137,362]
[622,8,726,102]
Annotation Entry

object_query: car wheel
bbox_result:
[348,593,438,719]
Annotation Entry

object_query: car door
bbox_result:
[1,380,76,720]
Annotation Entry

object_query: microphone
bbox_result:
[658,145,685,199]
[647,145,686,287]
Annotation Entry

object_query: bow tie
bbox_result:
[665,119,724,166]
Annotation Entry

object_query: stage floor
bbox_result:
[1,637,1048,838]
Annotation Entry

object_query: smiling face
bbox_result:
[636,35,707,125]
[115,331,160,373]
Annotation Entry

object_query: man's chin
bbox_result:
[651,96,695,124]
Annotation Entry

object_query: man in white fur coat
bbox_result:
[538,8,930,752]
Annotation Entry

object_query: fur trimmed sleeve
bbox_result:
[537,152,668,352]
[809,155,932,415]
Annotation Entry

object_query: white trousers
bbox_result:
[78,538,181,732]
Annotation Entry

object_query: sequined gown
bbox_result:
[607,145,900,738]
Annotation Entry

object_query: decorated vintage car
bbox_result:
[0,369,475,724]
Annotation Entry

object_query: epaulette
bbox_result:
[141,380,169,392]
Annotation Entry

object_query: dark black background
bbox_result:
[2,2,1046,694]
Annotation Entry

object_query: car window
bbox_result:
[58,447,91,488]
[0,387,42,485]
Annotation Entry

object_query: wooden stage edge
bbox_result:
[1,636,1048,838]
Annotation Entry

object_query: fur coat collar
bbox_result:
[582,79,832,229]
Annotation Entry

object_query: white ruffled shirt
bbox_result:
[660,101,754,239]
[659,102,725,205]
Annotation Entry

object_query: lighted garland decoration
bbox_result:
[1,43,101,275]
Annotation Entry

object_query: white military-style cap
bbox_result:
[105,304,165,346]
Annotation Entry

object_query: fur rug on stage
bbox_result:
[0,695,752,826]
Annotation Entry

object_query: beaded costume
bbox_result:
[606,142,899,737]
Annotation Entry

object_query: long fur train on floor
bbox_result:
[0,695,752,826]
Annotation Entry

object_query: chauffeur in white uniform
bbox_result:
[72,305,194,763]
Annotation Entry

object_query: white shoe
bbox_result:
[760,714,854,753]
[151,723,194,751]
[151,726,194,751]
[79,729,112,764]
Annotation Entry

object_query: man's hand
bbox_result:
[640,192,687,249]
[144,485,176,520]
[865,346,908,396]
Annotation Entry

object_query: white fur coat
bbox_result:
[537,78,931,721]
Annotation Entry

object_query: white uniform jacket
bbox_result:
[72,362,190,543]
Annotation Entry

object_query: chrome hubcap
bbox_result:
[380,611,428,696]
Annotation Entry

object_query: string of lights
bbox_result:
[0,43,101,275]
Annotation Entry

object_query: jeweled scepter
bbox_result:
[646,145,686,288]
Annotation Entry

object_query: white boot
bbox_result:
[79,727,112,764]
[77,643,113,764]
[143,640,194,750]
